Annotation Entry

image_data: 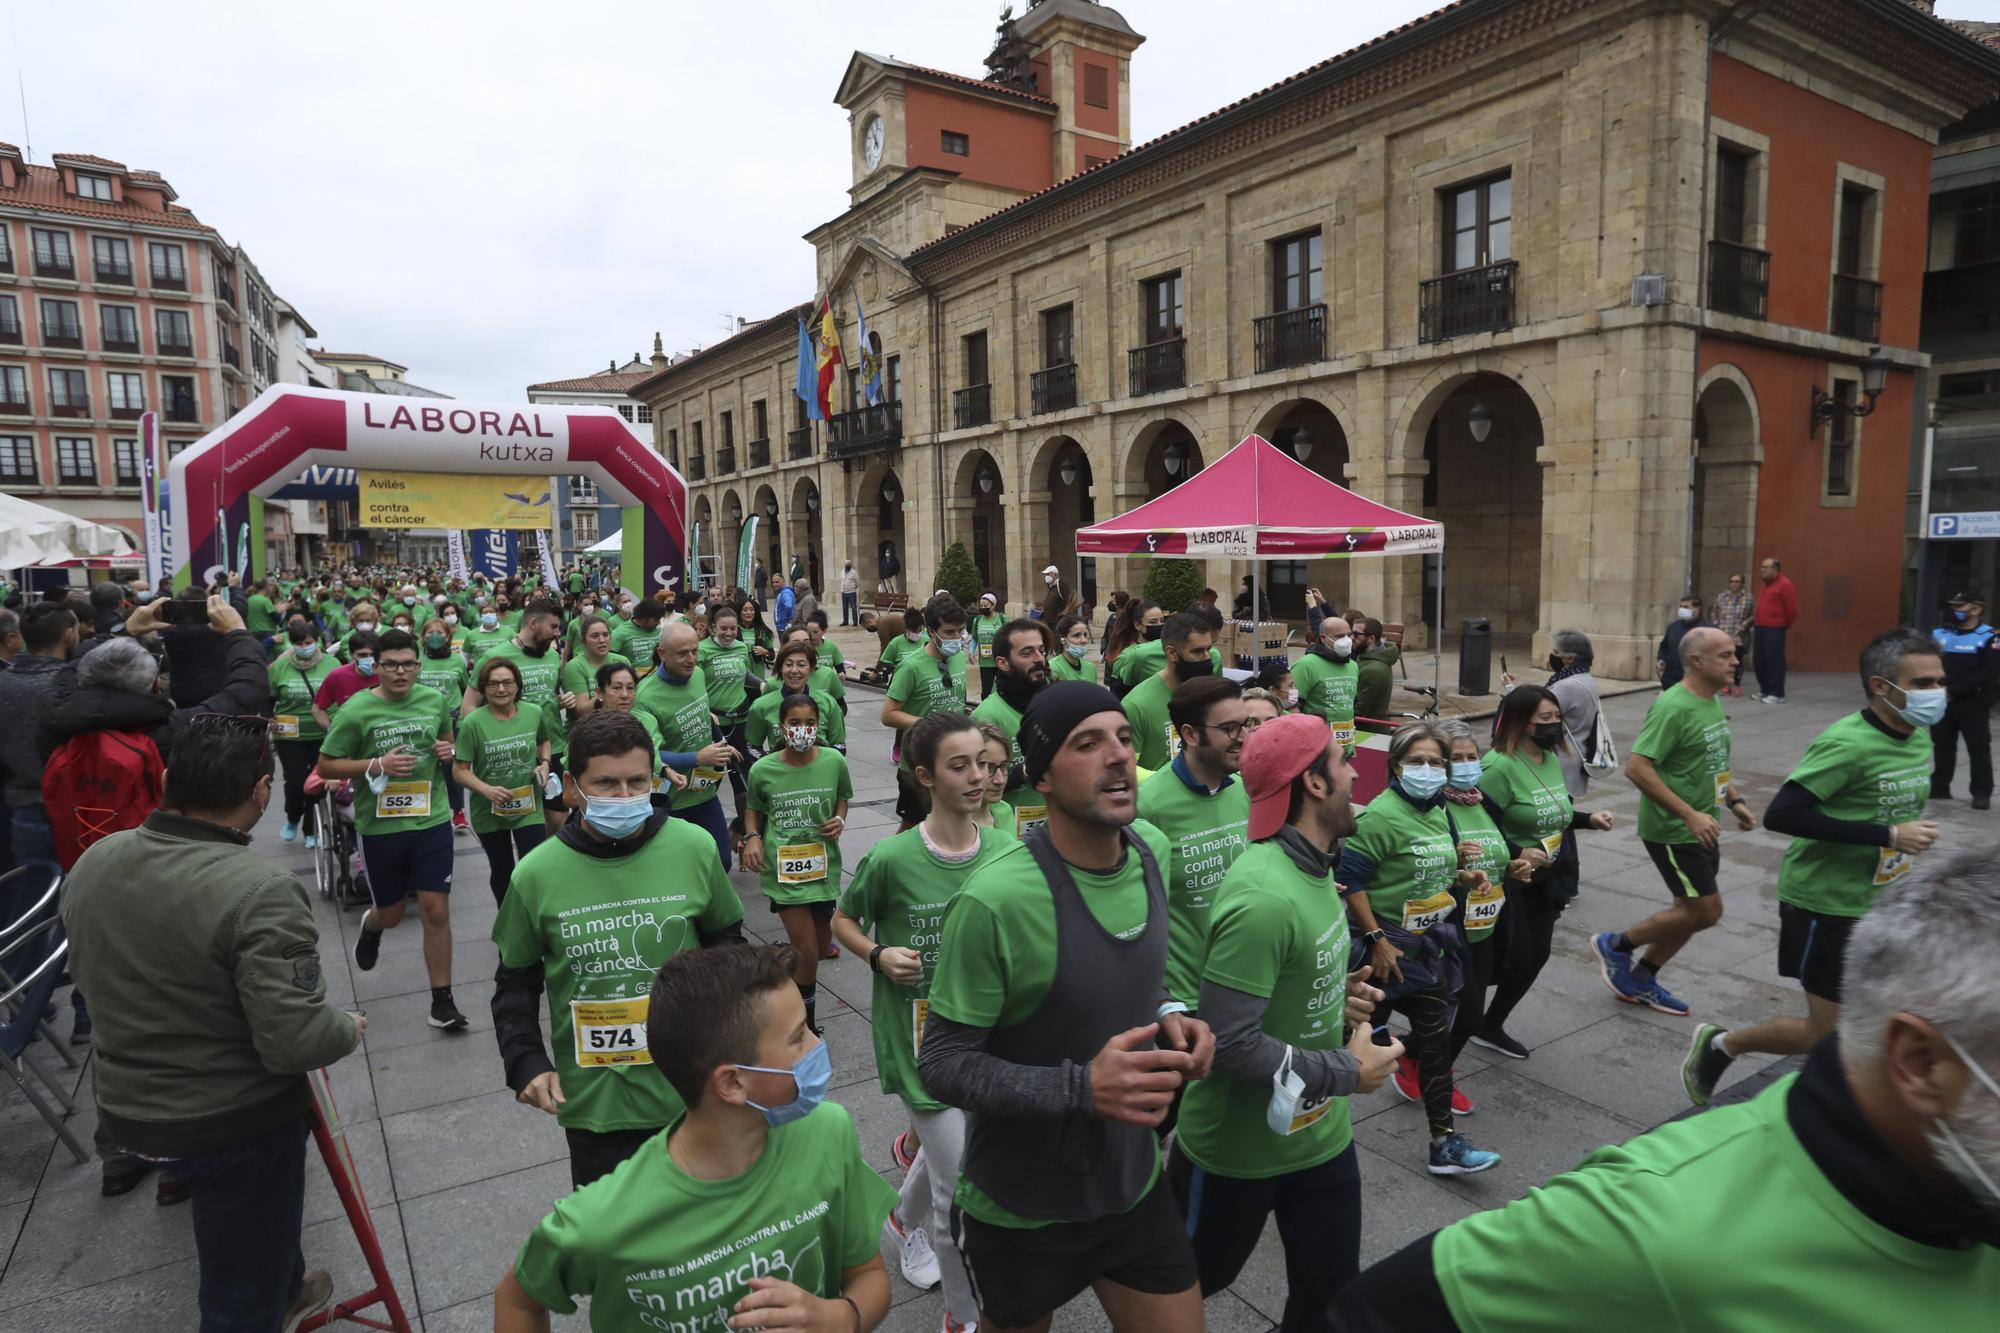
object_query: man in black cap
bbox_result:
[919,681,1213,1333]
[1930,591,1998,809]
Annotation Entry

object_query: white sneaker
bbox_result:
[943,1317,979,1333]
[884,1213,941,1289]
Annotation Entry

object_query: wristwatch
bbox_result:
[1362,928,1387,947]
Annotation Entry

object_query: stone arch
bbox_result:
[1025,432,1107,610]
[950,447,1010,603]
[1239,384,1360,463]
[717,486,746,590]
[1243,393,1357,620]
[1118,408,1207,487]
[751,483,783,589]
[1391,352,1558,463]
[691,494,718,589]
[850,465,907,599]
[788,474,826,597]
[1692,365,1762,601]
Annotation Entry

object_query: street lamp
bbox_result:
[1466,401,1493,444]
[765,497,779,520]
[805,488,819,511]
[977,461,998,494]
[1163,439,1188,477]
[1809,345,1892,437]
[1290,426,1314,462]
[729,500,742,523]
[882,481,899,504]
[1059,455,1080,487]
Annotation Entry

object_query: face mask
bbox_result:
[402,595,418,607]
[354,658,377,678]
[136,590,155,604]
[734,1040,831,1128]
[1676,607,1696,621]
[1883,681,1948,729]
[1399,762,1447,800]
[1449,759,1483,790]
[1143,625,1162,641]
[907,629,924,642]
[1548,653,1565,673]
[1933,1031,2000,1214]
[480,613,498,630]
[1045,574,1056,586]
[444,613,458,626]
[1285,687,1300,709]
[1330,635,1353,658]
[583,792,652,840]
[1531,721,1564,750]
[784,724,818,752]
[1065,642,1087,659]
[353,620,376,634]
[939,637,964,657]
[424,633,448,652]
[1951,608,1969,623]
[1267,1044,1310,1137]
[1175,654,1213,678]
[291,642,318,661]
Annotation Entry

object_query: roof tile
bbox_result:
[52,153,128,169]
[0,162,215,234]
[527,369,657,393]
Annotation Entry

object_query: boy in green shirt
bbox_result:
[969,592,1006,698]
[1593,627,1755,1018]
[493,944,896,1332]
[268,622,337,845]
[882,597,969,830]
[1120,610,1220,772]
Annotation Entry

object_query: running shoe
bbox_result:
[353,927,381,972]
[883,1212,941,1290]
[1682,1023,1735,1107]
[1591,932,1647,1005]
[892,1130,917,1172]
[69,1010,92,1046]
[942,1317,979,1333]
[429,993,470,1031]
[1427,1133,1500,1176]
[281,1270,333,1333]
[1392,1056,1473,1113]
[281,820,299,843]
[824,942,840,959]
[1638,976,1691,1017]
[1470,1028,1529,1059]
[1452,1083,1474,1115]
[452,810,470,835]
[304,832,318,850]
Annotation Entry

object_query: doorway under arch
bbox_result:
[1415,372,1545,649]
[1254,399,1352,621]
[853,466,907,598]
[955,448,1009,605]
[1692,371,1761,603]
[752,484,782,591]
[1039,437,1097,608]
[789,476,825,598]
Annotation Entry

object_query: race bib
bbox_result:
[491,785,536,818]
[651,770,667,793]
[1400,888,1456,934]
[912,997,929,1056]
[1540,830,1564,859]
[1873,845,1914,887]
[1332,721,1356,749]
[1713,768,1732,808]
[1166,725,1183,761]
[1288,1094,1333,1135]
[978,641,994,664]
[571,996,651,1067]
[271,714,301,740]
[691,765,726,793]
[777,842,828,884]
[375,780,431,820]
[1464,879,1506,929]
[1014,803,1048,838]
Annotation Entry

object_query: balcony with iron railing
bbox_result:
[953,382,992,430]
[0,250,11,275]
[110,402,144,421]
[0,317,23,346]
[50,397,90,419]
[1254,304,1327,374]
[1031,362,1077,415]
[222,343,242,371]
[787,425,813,459]
[715,444,736,474]
[34,254,75,280]
[748,437,770,469]
[150,267,186,291]
[1707,240,1769,320]
[1419,260,1518,344]
[40,322,83,350]
[102,332,140,354]
[215,279,237,310]
[688,453,707,481]
[164,400,199,423]
[1128,337,1186,397]
[94,261,134,285]
[827,400,902,459]
[0,392,29,415]
[1830,273,1882,342]
[158,336,195,358]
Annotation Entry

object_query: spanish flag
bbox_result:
[813,295,844,420]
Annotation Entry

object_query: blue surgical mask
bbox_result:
[292,642,319,662]
[402,595,418,606]
[354,657,377,678]
[1449,759,1483,790]
[939,636,964,657]
[734,1040,831,1127]
[1065,641,1087,659]
[1885,681,1947,729]
[1399,763,1447,801]
[583,792,651,840]
[480,612,498,630]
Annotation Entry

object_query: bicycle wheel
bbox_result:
[311,801,330,899]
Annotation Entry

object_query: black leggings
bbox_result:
[1447,934,1497,1065]
[1378,985,1454,1136]
[1170,1141,1360,1333]
[274,740,322,830]
[1482,873,1569,1035]
[474,824,548,907]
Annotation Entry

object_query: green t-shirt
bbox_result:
[1175,840,1354,1178]
[1443,796,1510,944]
[609,619,658,671]
[475,640,569,758]
[814,637,846,670]
[416,650,469,709]
[634,669,724,810]
[456,704,555,833]
[746,750,852,906]
[970,688,1048,836]
[1632,685,1732,845]
[1777,712,1934,917]
[1114,639,1222,688]
[1344,789,1460,936]
[460,625,511,671]
[560,651,631,704]
[246,593,278,634]
[886,648,968,769]
[1430,1073,2000,1331]
[317,600,350,639]
[1290,650,1360,745]
[970,613,1006,667]
[1119,672,1179,772]
[808,662,846,703]
[696,638,760,721]
[1478,747,1573,858]
[930,820,1170,1227]
[837,824,1014,1111]
[510,1103,897,1326]
[491,819,742,1134]
[881,632,926,670]
[745,688,846,754]
[267,655,336,742]
[318,686,455,836]
[1050,648,1094,681]
[1136,766,1250,1008]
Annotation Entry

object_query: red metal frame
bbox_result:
[300,1069,415,1333]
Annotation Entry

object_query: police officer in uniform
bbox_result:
[1929,591,1999,810]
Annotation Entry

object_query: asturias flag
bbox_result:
[794,317,823,422]
[813,295,844,420]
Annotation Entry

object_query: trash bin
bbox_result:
[1458,617,1492,696]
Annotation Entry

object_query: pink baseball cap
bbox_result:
[1243,713,1334,841]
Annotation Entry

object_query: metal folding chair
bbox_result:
[0,864,90,1163]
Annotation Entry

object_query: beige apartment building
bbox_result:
[633,0,2000,676]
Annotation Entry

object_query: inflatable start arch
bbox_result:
[167,384,687,596]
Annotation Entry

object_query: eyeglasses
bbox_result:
[377,659,420,673]
[1199,721,1247,740]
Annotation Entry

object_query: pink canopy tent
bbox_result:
[1076,432,1447,710]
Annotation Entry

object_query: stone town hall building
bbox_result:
[631,0,2000,676]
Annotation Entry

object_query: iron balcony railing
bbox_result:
[1128,337,1186,396]
[827,400,903,458]
[1031,362,1076,414]
[1707,240,1769,320]
[1831,273,1882,342]
[953,382,992,430]
[1254,303,1327,373]
[1419,260,1518,344]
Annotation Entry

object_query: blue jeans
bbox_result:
[178,1114,311,1333]
[841,591,859,625]
[672,795,732,870]
[10,804,55,869]
[1751,625,1788,699]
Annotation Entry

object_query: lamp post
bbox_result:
[1466,401,1493,444]
[1059,455,1080,487]
[1163,439,1187,477]
[977,461,998,494]
[1809,345,1892,437]
[1290,426,1315,462]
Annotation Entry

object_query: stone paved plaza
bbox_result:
[0,664,1977,1331]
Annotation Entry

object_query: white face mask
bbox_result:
[1285,687,1300,708]
[1676,607,1696,621]
[1330,635,1353,658]
[1934,1032,2000,1216]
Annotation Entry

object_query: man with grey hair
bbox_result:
[1543,628,1602,798]
[1332,852,2000,1331]
[0,606,21,671]
[1682,628,1944,1106]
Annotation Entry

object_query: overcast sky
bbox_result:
[5,0,1993,402]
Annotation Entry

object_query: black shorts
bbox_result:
[950,1177,1197,1329]
[1778,901,1855,1002]
[767,897,835,919]
[358,822,454,907]
[1643,839,1721,899]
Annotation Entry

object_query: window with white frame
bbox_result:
[56,436,97,484]
[0,434,33,482]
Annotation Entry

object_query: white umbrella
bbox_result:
[0,492,141,568]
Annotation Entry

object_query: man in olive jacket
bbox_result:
[61,720,363,1333]
[1353,619,1402,732]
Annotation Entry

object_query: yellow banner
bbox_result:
[357,472,553,529]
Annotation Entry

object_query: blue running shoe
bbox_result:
[1428,1132,1500,1176]
[1639,976,1691,1017]
[1591,932,1646,1005]
[281,820,298,843]
[304,832,318,850]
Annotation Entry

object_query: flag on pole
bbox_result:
[736,516,759,593]
[812,295,844,420]
[236,523,251,577]
[854,290,883,407]
[794,319,823,422]
[140,411,165,588]
[537,530,559,589]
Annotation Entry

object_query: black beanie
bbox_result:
[1019,681,1124,787]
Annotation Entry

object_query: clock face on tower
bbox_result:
[862,115,885,171]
